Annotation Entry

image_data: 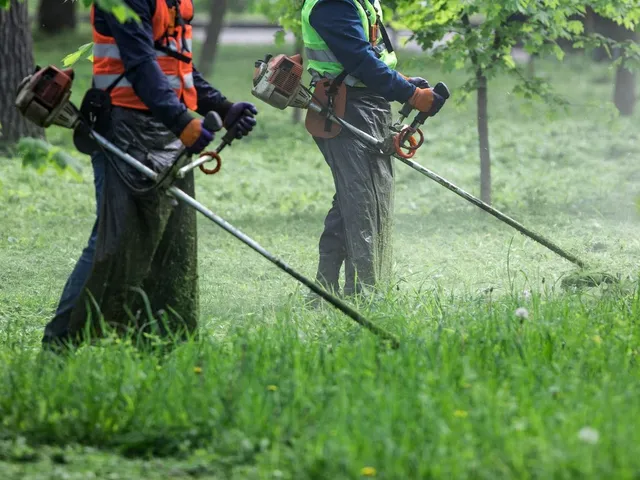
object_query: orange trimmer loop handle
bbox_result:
[394,126,424,159]
[199,151,222,175]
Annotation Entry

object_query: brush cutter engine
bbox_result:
[15,65,81,130]
[250,54,439,159]
[251,54,312,110]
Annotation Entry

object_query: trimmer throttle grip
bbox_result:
[411,82,451,129]
[399,101,414,119]
[221,108,255,146]
[434,81,451,100]
[221,128,239,146]
[203,111,223,133]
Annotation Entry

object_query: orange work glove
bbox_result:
[409,87,446,117]
[179,118,214,154]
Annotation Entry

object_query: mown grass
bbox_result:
[1,27,640,478]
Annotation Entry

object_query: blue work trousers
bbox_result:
[42,152,106,344]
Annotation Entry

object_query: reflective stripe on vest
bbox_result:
[92,42,195,91]
[306,43,388,63]
[304,47,338,63]
[301,0,397,87]
[91,0,197,111]
[93,72,193,90]
[93,38,194,59]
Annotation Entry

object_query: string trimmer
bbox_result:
[14,64,400,348]
[251,54,617,286]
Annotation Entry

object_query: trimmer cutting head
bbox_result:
[251,53,312,110]
[560,270,620,290]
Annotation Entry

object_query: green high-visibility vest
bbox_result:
[301,0,398,87]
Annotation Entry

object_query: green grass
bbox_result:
[1,29,640,478]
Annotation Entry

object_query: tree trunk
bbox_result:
[587,8,629,63]
[476,70,491,205]
[37,0,76,35]
[197,0,228,78]
[0,0,45,149]
[587,9,637,115]
[614,64,637,117]
[292,37,303,124]
[527,54,536,78]
[613,29,637,117]
[583,7,596,36]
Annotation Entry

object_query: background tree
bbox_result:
[198,0,228,78]
[584,7,638,116]
[388,0,640,205]
[0,0,135,167]
[38,0,77,35]
[0,0,45,151]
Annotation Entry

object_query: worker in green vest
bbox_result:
[301,0,445,298]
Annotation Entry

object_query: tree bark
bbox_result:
[586,8,637,116]
[527,58,535,78]
[587,8,628,62]
[0,0,45,149]
[613,28,637,117]
[37,0,76,35]
[476,70,491,205]
[614,63,637,117]
[197,0,228,78]
[462,15,492,205]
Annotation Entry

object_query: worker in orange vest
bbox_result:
[42,0,258,349]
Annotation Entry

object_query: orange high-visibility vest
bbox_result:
[91,0,197,111]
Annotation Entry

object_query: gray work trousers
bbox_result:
[66,106,199,342]
[313,88,395,296]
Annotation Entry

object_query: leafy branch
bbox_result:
[17,137,83,179]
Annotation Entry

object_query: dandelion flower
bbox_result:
[360,466,377,477]
[267,385,278,392]
[515,307,529,319]
[454,410,468,418]
[578,427,600,445]
[523,290,531,301]
[193,366,203,374]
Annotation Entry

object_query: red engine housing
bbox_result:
[267,54,304,98]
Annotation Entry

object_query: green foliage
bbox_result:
[590,0,640,30]
[249,0,303,40]
[389,1,581,100]
[62,42,94,67]
[16,137,82,179]
[88,0,140,22]
[388,1,640,102]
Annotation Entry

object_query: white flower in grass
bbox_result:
[515,307,529,319]
[523,289,531,301]
[578,427,600,445]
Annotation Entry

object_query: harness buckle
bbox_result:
[370,24,379,47]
